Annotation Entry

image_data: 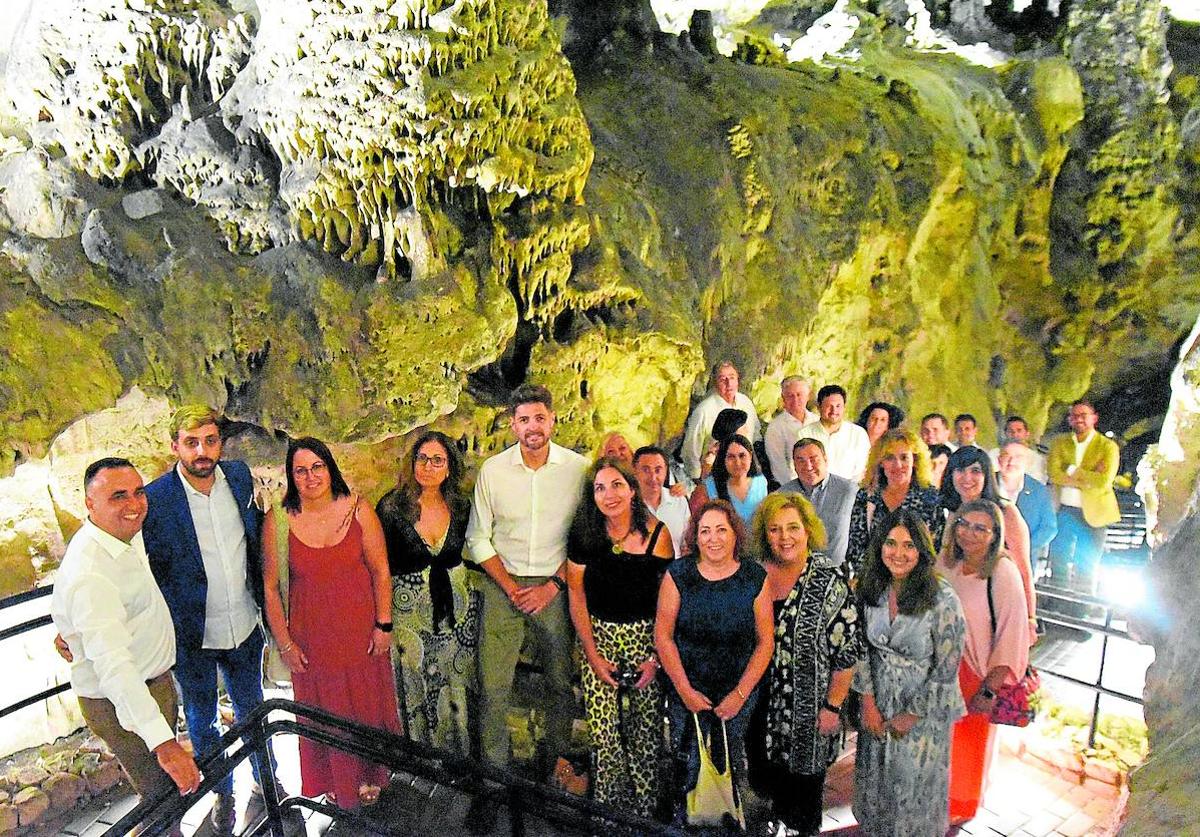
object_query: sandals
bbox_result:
[358,784,382,806]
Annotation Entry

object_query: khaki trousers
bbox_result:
[78,670,179,800]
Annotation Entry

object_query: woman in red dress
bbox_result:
[263,437,401,809]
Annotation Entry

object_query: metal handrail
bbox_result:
[1033,582,1146,748]
[0,585,70,720]
[110,697,685,837]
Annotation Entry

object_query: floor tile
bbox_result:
[1055,811,1097,837]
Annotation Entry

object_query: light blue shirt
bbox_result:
[703,474,769,523]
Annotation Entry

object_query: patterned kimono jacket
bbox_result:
[852,579,966,837]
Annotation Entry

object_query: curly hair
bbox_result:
[862,427,933,492]
[750,491,828,565]
[567,457,651,557]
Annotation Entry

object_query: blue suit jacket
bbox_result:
[143,460,264,653]
[1013,473,1058,555]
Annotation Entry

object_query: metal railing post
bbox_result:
[1089,603,1115,749]
[252,704,287,837]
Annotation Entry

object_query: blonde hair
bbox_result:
[169,404,221,440]
[863,427,933,492]
[750,491,828,564]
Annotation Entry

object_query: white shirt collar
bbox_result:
[505,441,569,469]
[82,518,142,558]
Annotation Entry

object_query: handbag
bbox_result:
[986,576,1040,727]
[262,502,293,685]
[686,713,745,830]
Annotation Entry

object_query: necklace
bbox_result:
[608,525,631,554]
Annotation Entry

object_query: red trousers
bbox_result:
[949,660,996,821]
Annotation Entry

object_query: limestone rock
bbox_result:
[0,148,89,239]
[11,787,48,827]
[0,804,15,834]
[42,771,86,811]
[121,190,166,221]
[81,758,122,794]
[10,767,47,787]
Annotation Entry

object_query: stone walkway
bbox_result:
[47,722,1124,837]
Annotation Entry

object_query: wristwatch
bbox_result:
[821,700,843,714]
[978,685,996,700]
[374,621,394,633]
[548,576,567,592]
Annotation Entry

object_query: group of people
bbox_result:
[48,360,1122,837]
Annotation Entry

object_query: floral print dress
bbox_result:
[852,579,966,837]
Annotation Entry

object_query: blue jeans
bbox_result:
[666,687,758,805]
[174,625,274,796]
[1048,506,1106,595]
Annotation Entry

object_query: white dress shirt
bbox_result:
[681,391,762,479]
[467,442,589,576]
[1059,431,1096,509]
[51,521,176,751]
[763,408,820,483]
[644,488,690,558]
[177,465,258,650]
[798,419,871,482]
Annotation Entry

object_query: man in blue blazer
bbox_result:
[775,437,857,567]
[143,405,267,835]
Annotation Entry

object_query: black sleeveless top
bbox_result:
[576,522,670,623]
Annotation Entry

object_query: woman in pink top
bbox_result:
[940,498,1030,824]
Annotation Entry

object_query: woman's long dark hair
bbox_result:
[939,445,1002,512]
[709,433,761,502]
[567,457,651,557]
[392,430,468,521]
[856,508,941,616]
[282,437,352,512]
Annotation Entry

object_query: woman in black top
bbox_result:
[567,456,674,817]
[375,431,479,755]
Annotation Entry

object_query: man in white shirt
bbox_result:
[920,413,955,451]
[799,385,871,482]
[763,376,819,484]
[633,445,689,557]
[51,459,201,818]
[954,413,982,449]
[466,384,588,792]
[139,406,273,834]
[680,361,761,480]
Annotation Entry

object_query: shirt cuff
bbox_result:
[135,715,177,753]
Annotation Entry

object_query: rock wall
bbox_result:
[0,0,1196,650]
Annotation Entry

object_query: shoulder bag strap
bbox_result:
[986,574,996,639]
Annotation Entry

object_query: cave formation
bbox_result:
[1,0,1199,832]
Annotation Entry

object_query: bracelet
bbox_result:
[279,642,294,654]
[736,686,748,700]
[548,576,567,592]
[822,700,842,714]
[374,621,394,632]
[647,656,660,670]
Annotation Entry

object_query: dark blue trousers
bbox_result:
[174,625,274,796]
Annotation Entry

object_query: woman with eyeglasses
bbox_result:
[846,428,943,575]
[939,499,1030,824]
[939,446,1036,643]
[689,433,769,524]
[262,437,400,809]
[852,508,965,837]
[375,430,479,755]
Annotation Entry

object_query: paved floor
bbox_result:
[50,722,1123,837]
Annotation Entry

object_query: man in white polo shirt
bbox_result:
[632,445,690,557]
[799,384,871,483]
[51,458,201,824]
[681,360,761,480]
[763,375,819,484]
[466,384,588,794]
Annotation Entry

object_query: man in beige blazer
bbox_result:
[1046,400,1120,595]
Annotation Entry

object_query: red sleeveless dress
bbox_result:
[289,517,402,806]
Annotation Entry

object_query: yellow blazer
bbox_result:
[1047,432,1120,527]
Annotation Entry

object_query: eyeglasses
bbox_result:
[292,462,327,479]
[956,520,993,535]
[415,454,448,468]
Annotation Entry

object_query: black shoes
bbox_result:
[210,792,237,836]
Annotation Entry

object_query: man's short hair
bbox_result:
[510,384,553,413]
[1005,415,1028,429]
[632,445,670,468]
[169,404,222,440]
[816,384,846,404]
[928,443,952,459]
[84,457,136,492]
[780,375,809,390]
[792,437,827,456]
[921,413,949,426]
[710,360,738,382]
[1071,399,1098,413]
[954,413,977,425]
